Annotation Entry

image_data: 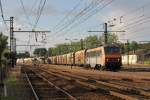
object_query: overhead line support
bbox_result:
[88,23,125,45]
[6,16,50,67]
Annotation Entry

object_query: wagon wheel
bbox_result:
[94,64,100,70]
[100,66,106,71]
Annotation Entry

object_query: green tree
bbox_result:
[17,51,30,58]
[0,33,8,86]
[99,33,118,44]
[0,33,8,67]
[84,35,99,49]
[129,41,138,52]
[33,48,47,57]
[48,33,119,56]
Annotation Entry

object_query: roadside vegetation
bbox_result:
[0,33,9,68]
[0,33,9,83]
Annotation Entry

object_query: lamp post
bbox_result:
[119,39,130,66]
[65,38,78,52]
[65,38,78,69]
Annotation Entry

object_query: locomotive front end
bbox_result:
[104,46,122,70]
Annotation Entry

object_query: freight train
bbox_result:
[48,44,122,70]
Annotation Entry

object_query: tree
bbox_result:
[0,33,8,67]
[84,35,100,49]
[48,33,119,56]
[17,51,30,58]
[129,41,138,52]
[33,48,47,57]
[99,33,118,44]
[0,33,8,87]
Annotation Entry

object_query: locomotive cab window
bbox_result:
[104,46,120,54]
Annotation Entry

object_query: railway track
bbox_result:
[43,65,150,88]
[22,65,150,100]
[22,67,77,100]
[24,66,122,100]
[39,67,150,100]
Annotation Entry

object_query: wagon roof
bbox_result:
[86,47,103,52]
[75,49,86,53]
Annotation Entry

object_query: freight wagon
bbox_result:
[48,44,122,70]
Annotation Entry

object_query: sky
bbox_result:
[0,0,150,53]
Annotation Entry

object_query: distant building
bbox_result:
[122,49,150,65]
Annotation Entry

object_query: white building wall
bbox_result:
[122,55,137,64]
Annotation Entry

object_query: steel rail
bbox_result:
[49,68,150,97]
[29,68,77,100]
[40,68,140,100]
[25,72,39,100]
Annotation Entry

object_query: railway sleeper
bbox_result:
[53,68,150,98]
[40,69,140,100]
[45,68,150,98]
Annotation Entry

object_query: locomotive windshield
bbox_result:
[104,46,120,54]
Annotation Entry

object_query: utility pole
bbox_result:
[9,17,15,67]
[127,40,130,66]
[80,39,84,50]
[7,17,50,67]
[104,23,108,44]
[88,23,125,45]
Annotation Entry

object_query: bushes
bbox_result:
[144,58,150,65]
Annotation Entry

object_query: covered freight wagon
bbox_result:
[75,50,86,66]
[67,52,75,65]
[62,54,67,65]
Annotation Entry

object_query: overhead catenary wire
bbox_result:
[114,11,150,31]
[33,0,43,30]
[110,1,150,30]
[19,0,35,51]
[29,0,39,17]
[33,0,47,30]
[0,0,9,31]
[54,0,104,34]
[58,0,110,34]
[33,0,46,43]
[49,0,114,40]
[46,0,115,45]
[64,0,114,33]
[108,4,150,41]
[17,0,48,51]
[128,30,150,40]
[47,0,148,46]
[49,0,105,39]
[19,0,32,26]
[53,0,84,31]
[46,23,103,39]
[108,1,150,28]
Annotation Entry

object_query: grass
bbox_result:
[1,72,18,100]
[144,61,150,65]
[144,58,150,65]
[4,75,17,86]
[1,96,16,100]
